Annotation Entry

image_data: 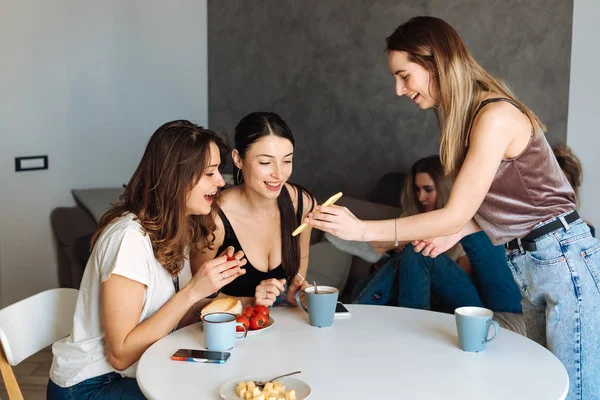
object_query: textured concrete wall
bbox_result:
[208,0,573,200]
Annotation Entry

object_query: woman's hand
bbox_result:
[285,275,308,306]
[218,245,245,263]
[412,231,463,258]
[305,205,367,241]
[188,250,246,301]
[254,278,286,307]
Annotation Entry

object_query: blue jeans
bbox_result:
[506,215,600,400]
[461,231,522,313]
[47,372,146,400]
[352,245,483,310]
[352,231,522,313]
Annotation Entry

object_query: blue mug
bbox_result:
[296,285,338,327]
[201,312,247,351]
[455,306,500,352]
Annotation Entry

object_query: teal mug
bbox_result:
[455,306,500,352]
[296,285,338,327]
[201,312,247,351]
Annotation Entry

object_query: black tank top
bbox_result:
[218,186,304,297]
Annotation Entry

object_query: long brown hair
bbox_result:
[233,112,314,282]
[92,120,229,276]
[386,16,546,176]
[401,155,452,216]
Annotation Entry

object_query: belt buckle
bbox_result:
[516,238,524,253]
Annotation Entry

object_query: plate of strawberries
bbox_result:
[236,305,274,335]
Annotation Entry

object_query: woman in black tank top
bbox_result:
[305,17,599,399]
[191,112,315,308]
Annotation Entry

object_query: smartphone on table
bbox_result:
[335,302,351,317]
[171,349,230,364]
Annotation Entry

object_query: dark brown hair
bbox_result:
[233,112,314,282]
[553,144,582,202]
[92,120,229,276]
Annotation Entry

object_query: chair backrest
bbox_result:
[0,288,78,366]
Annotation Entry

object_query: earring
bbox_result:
[236,169,243,184]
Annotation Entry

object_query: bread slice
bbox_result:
[201,297,242,318]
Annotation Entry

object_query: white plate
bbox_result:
[220,375,311,399]
[245,316,275,336]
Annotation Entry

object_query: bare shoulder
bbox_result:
[471,100,530,138]
[470,100,531,158]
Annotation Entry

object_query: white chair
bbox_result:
[0,288,78,400]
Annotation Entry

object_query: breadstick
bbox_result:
[292,192,343,236]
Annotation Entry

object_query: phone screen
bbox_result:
[335,302,350,314]
[171,349,230,364]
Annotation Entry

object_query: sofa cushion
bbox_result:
[306,241,353,292]
[337,196,401,221]
[72,188,125,223]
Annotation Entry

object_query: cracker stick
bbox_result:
[292,192,343,236]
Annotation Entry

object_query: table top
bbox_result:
[136,305,568,400]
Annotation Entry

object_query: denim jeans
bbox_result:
[352,231,522,313]
[352,245,484,311]
[47,372,146,400]
[506,215,600,400]
[460,231,522,313]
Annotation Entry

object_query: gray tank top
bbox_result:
[472,98,576,245]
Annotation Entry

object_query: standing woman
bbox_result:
[307,17,599,400]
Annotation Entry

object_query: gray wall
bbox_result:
[0,0,208,306]
[568,0,600,227]
[208,0,572,200]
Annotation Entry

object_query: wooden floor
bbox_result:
[0,346,51,400]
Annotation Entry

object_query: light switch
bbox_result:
[15,155,48,172]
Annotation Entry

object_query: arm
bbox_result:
[102,254,244,371]
[308,103,521,242]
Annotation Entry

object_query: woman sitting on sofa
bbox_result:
[350,155,522,313]
[47,120,247,399]
[192,112,315,308]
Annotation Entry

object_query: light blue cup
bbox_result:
[201,312,247,351]
[455,306,500,352]
[296,285,338,327]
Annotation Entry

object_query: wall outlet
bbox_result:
[15,155,48,172]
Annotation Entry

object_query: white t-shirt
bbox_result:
[50,213,189,387]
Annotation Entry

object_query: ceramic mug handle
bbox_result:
[485,320,500,343]
[295,289,309,313]
[236,323,248,340]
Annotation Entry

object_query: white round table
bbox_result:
[136,305,568,399]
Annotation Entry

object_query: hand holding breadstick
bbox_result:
[292,192,343,236]
[303,193,368,241]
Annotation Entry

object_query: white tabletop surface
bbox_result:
[136,305,568,400]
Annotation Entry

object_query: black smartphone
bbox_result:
[335,302,351,317]
[171,349,230,364]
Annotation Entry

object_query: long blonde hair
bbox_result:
[401,155,452,217]
[386,16,546,176]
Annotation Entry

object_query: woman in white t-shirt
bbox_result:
[47,120,247,399]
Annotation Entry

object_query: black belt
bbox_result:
[504,211,580,252]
